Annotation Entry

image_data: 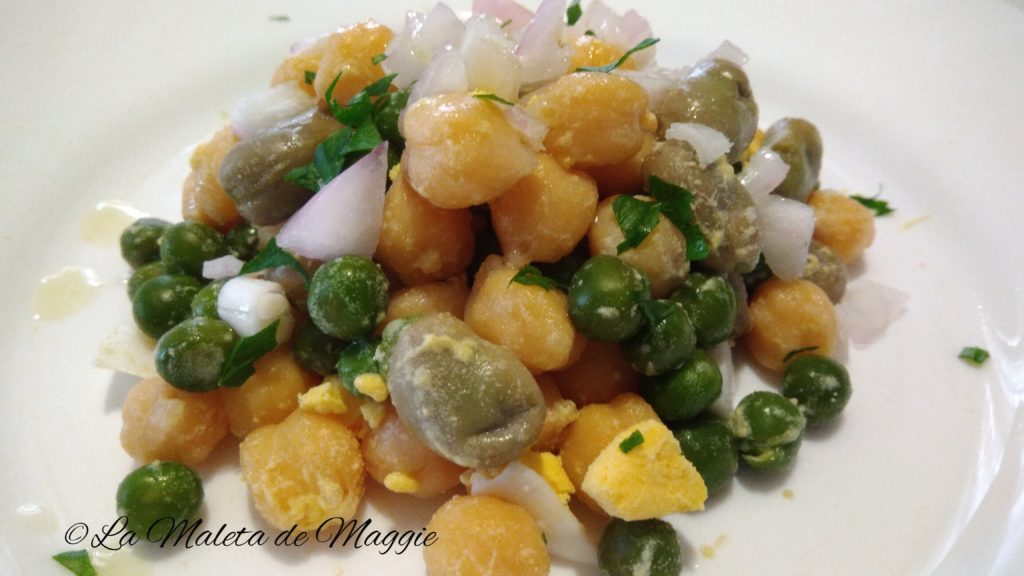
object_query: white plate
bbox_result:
[2,1,1022,575]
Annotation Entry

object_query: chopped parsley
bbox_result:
[53,550,97,576]
[783,346,820,363]
[303,70,316,85]
[612,195,662,254]
[584,29,596,36]
[566,0,583,26]
[238,237,310,286]
[619,429,645,453]
[958,346,990,366]
[371,53,387,65]
[612,177,708,260]
[576,37,659,73]
[850,193,895,217]
[220,320,281,388]
[500,19,513,29]
[509,265,568,291]
[473,92,514,106]
[269,14,290,22]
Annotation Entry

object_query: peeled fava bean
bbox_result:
[386,313,546,469]
[643,140,762,274]
[801,241,848,303]
[763,117,823,202]
[219,109,342,225]
[655,58,759,163]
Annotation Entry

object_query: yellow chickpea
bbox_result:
[490,153,598,264]
[120,377,228,466]
[376,174,475,285]
[532,374,579,452]
[361,407,465,498]
[559,393,658,512]
[553,340,641,407]
[523,72,651,169]
[402,93,538,209]
[240,410,364,531]
[567,35,639,72]
[586,132,655,198]
[382,276,469,327]
[746,278,838,372]
[589,195,689,297]
[220,346,319,438]
[808,189,876,263]
[465,255,582,373]
[424,495,549,576]
[313,21,393,108]
[181,126,242,232]
[271,37,327,97]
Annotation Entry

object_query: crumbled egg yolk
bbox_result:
[298,376,369,432]
[353,373,388,402]
[359,401,387,429]
[519,451,575,505]
[383,471,421,494]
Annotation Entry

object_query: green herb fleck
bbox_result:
[850,193,895,217]
[500,19,513,29]
[619,429,645,453]
[473,92,514,106]
[783,346,819,363]
[612,195,662,255]
[303,70,316,85]
[509,265,568,291]
[648,175,708,261]
[576,37,659,73]
[584,29,596,36]
[221,320,281,388]
[958,346,990,366]
[541,532,548,544]
[371,53,387,65]
[239,237,310,286]
[53,550,97,576]
[269,14,290,22]
[567,0,583,25]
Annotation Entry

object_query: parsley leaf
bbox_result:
[239,237,310,286]
[958,346,990,366]
[509,265,568,291]
[500,19,513,29]
[269,14,289,22]
[473,92,515,106]
[53,550,97,576]
[619,429,644,453]
[374,87,410,146]
[285,121,384,191]
[329,72,398,127]
[783,346,819,364]
[584,29,596,36]
[303,70,316,85]
[371,53,387,65]
[612,196,662,254]
[648,175,708,261]
[576,37,659,73]
[220,320,281,388]
[850,193,895,217]
[567,0,583,25]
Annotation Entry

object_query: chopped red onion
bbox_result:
[503,105,548,151]
[202,255,245,280]
[461,15,522,101]
[472,0,533,34]
[409,43,469,103]
[516,0,569,87]
[615,67,687,111]
[571,1,655,67]
[756,194,815,281]
[384,4,465,89]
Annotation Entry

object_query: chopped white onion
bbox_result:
[230,84,316,140]
[740,149,790,201]
[665,123,732,167]
[571,1,655,67]
[755,194,815,281]
[614,67,688,111]
[277,143,388,261]
[202,255,245,280]
[707,341,735,418]
[707,40,749,68]
[409,43,469,103]
[503,105,548,150]
[516,0,570,87]
[384,4,466,89]
[217,276,294,343]
[472,0,534,34]
[470,461,597,565]
[835,280,909,348]
[461,15,522,101]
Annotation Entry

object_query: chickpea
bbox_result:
[120,377,228,466]
[381,276,469,328]
[424,495,549,576]
[523,72,651,169]
[361,406,464,498]
[589,195,689,298]
[240,410,364,531]
[567,35,639,71]
[376,174,475,285]
[465,255,582,373]
[402,94,538,209]
[559,393,658,512]
[532,374,579,452]
[313,20,393,108]
[553,340,641,407]
[586,132,655,198]
[271,37,326,97]
[182,126,242,232]
[746,278,838,372]
[808,189,876,263]
[220,346,319,438]
[490,153,598,264]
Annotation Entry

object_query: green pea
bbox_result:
[159,221,229,278]
[225,223,260,260]
[741,437,802,472]
[293,321,346,376]
[116,461,203,541]
[120,217,171,269]
[307,255,389,340]
[127,261,168,300]
[598,518,682,576]
[132,275,202,338]
[568,255,651,342]
[642,349,722,423]
[155,317,238,392]
[730,391,805,472]
[622,300,696,376]
[781,354,852,425]
[336,339,381,398]
[670,273,737,347]
[673,418,738,494]
[190,279,227,319]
